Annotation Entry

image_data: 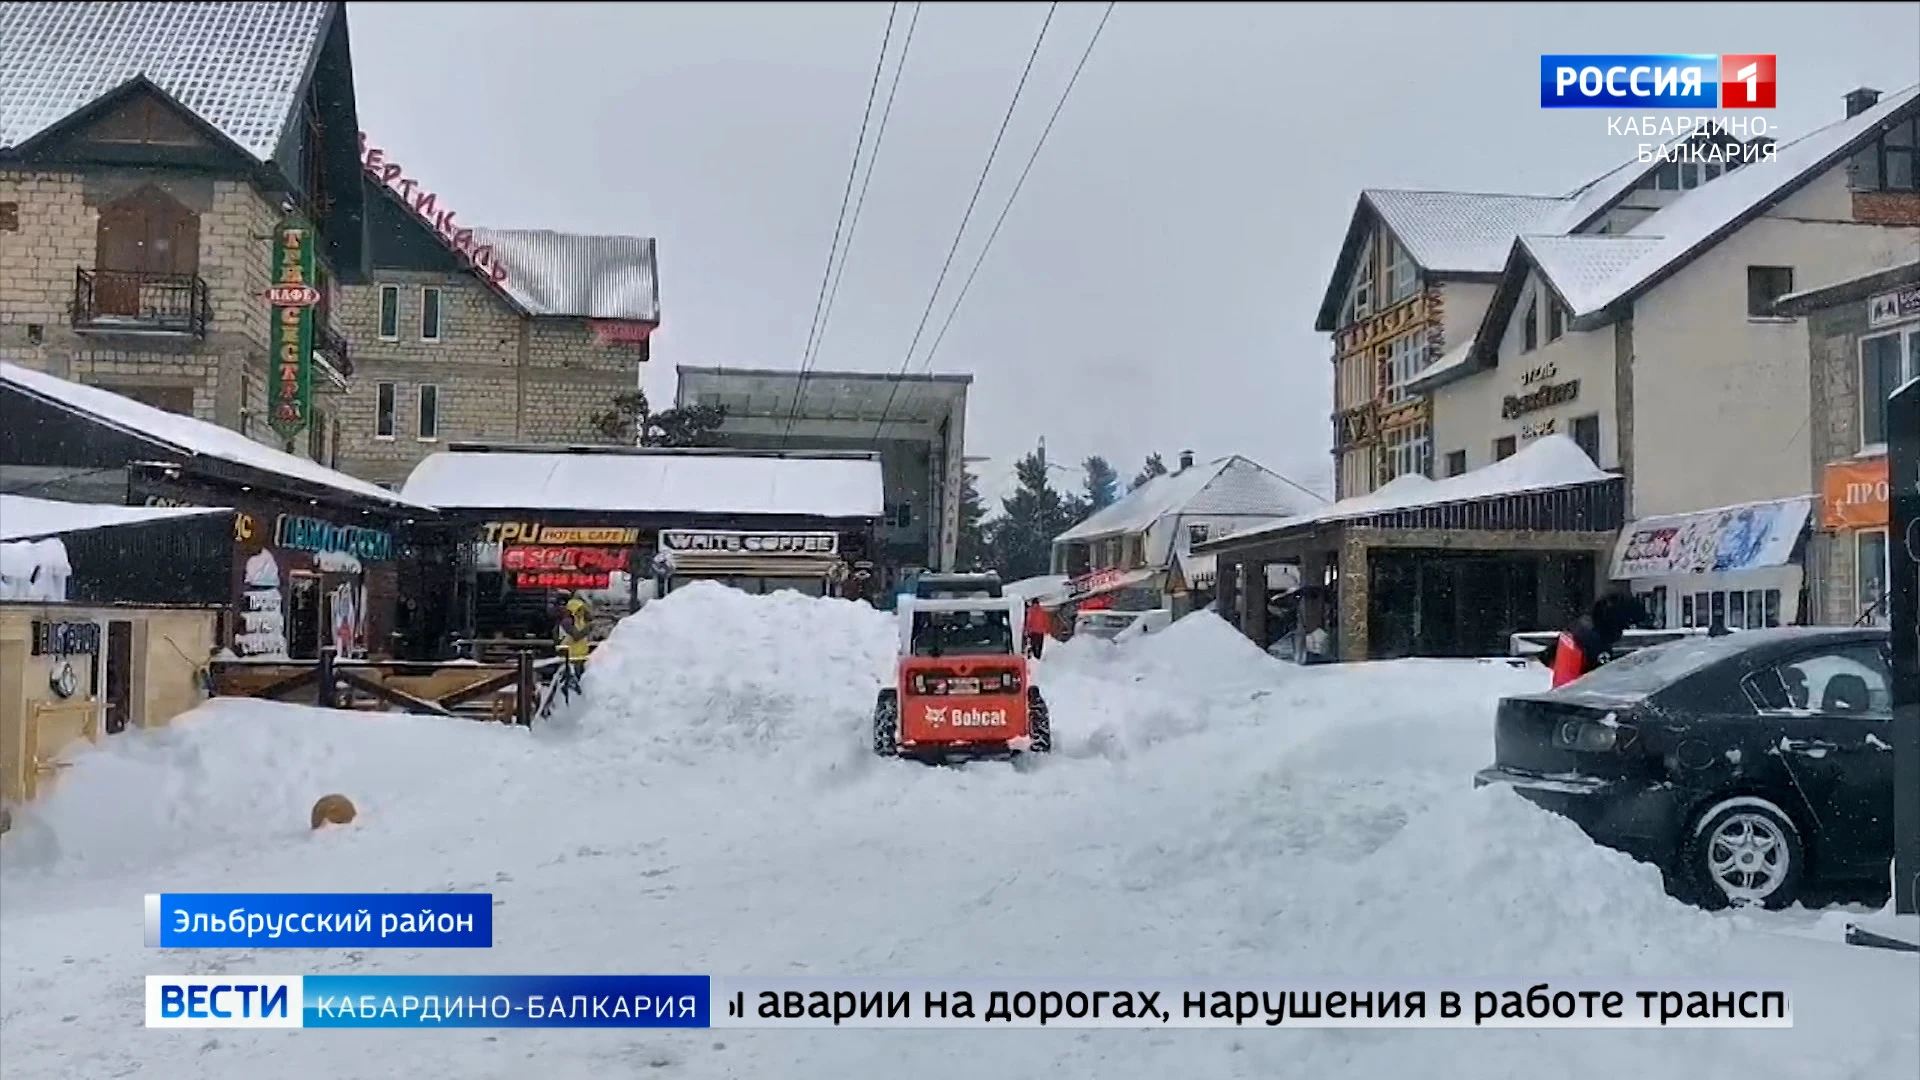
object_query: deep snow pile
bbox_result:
[577,580,896,763]
[0,592,1912,1080]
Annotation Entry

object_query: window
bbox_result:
[1522,295,1539,352]
[887,502,913,529]
[416,384,439,440]
[1850,115,1918,193]
[378,284,400,340]
[1382,238,1418,306]
[1634,586,1670,630]
[330,416,342,469]
[1678,161,1700,190]
[1378,420,1432,484]
[1857,528,1890,626]
[1187,522,1210,545]
[1571,413,1601,464]
[1859,331,1918,448]
[307,407,327,462]
[1339,248,1374,327]
[420,286,443,342]
[1126,535,1146,569]
[375,381,395,438]
[1547,297,1566,342]
[1653,160,1679,189]
[1444,450,1467,477]
[1381,330,1430,405]
[1493,435,1517,461]
[1680,588,1783,629]
[1746,266,1794,317]
[1745,645,1892,719]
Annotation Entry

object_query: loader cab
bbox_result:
[877,595,1051,760]
[912,572,1004,601]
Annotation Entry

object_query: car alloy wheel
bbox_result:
[1687,797,1804,909]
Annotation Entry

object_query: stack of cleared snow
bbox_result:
[581,581,897,762]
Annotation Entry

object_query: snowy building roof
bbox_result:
[0,1,334,157]
[1363,190,1568,274]
[1567,85,1920,320]
[471,228,661,324]
[1195,435,1614,550]
[399,448,885,519]
[1055,456,1326,544]
[1517,233,1668,316]
[0,494,230,542]
[1,362,420,508]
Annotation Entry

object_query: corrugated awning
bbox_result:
[1611,496,1813,580]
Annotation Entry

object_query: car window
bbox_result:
[1553,634,1752,701]
[911,610,1014,657]
[1743,644,1892,719]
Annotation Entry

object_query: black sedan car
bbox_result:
[1475,626,1894,910]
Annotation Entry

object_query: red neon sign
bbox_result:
[358,132,509,286]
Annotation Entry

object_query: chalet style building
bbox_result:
[0,2,661,487]
[0,2,368,462]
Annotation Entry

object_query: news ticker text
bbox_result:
[147,976,1792,1030]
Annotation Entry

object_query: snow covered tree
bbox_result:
[592,390,727,447]
[985,450,1079,581]
[1131,452,1168,490]
[1082,455,1121,512]
[955,467,989,571]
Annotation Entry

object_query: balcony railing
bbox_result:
[315,321,353,377]
[73,268,210,337]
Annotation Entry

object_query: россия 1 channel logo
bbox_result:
[1540,54,1776,109]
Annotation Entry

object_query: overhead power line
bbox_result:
[869,1,1060,444]
[914,0,1115,376]
[782,2,901,448]
[807,2,923,380]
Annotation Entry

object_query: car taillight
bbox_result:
[1553,718,1631,752]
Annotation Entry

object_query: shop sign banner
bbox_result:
[269,217,316,439]
[661,531,839,556]
[481,523,639,546]
[1867,285,1920,330]
[1820,457,1890,530]
[275,515,394,562]
[1612,497,1812,579]
[501,547,630,573]
[1501,380,1580,420]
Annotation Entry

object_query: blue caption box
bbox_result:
[145,893,493,949]
[1539,54,1720,109]
[302,975,711,1027]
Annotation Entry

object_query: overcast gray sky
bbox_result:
[345,1,1920,505]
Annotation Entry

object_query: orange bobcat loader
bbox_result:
[873,595,1051,761]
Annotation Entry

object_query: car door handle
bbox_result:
[1780,738,1838,753]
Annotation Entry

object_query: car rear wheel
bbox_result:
[872,689,899,757]
[1684,797,1805,910]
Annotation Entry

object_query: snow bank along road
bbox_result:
[1,584,1914,1079]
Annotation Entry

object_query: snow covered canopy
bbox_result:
[0,494,229,542]
[1057,456,1324,544]
[1,362,422,509]
[400,446,885,520]
[1194,435,1618,553]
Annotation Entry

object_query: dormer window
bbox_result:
[1522,295,1539,352]
[1340,247,1375,327]
[1383,238,1418,306]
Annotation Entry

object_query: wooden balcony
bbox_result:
[72,267,209,337]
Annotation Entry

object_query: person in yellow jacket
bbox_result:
[553,591,593,700]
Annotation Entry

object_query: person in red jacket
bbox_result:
[1545,591,1646,688]
[1023,599,1052,659]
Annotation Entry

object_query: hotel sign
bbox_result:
[480,522,640,546]
[1502,379,1580,420]
[268,218,315,439]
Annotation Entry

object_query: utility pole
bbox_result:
[1889,379,1918,916]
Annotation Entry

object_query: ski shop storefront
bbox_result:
[396,445,884,655]
[1195,436,1625,660]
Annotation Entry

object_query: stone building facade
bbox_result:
[0,4,369,467]
[329,167,659,488]
[1778,259,1920,628]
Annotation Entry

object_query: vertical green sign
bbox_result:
[269,216,316,440]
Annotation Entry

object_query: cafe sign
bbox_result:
[660,530,839,556]
[268,217,316,439]
[504,546,629,591]
[274,514,395,562]
[480,522,640,546]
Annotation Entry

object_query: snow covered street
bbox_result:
[2,584,1915,1079]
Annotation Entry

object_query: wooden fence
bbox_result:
[208,647,567,725]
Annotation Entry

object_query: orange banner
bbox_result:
[1820,457,1889,529]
